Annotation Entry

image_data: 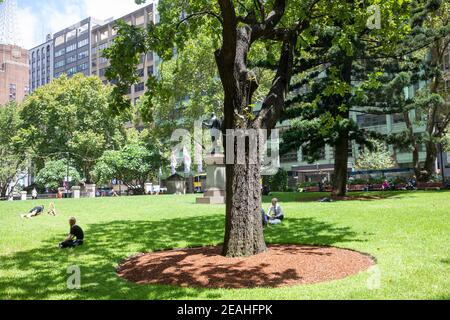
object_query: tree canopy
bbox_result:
[18,74,127,183]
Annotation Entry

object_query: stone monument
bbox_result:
[196,154,226,204]
[196,114,226,204]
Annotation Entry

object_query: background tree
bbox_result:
[91,129,167,194]
[35,160,82,191]
[355,140,395,171]
[262,168,289,192]
[0,103,28,198]
[18,74,126,183]
[280,0,436,196]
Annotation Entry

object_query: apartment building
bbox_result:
[28,2,158,106]
[52,17,105,80]
[28,34,53,93]
[91,3,158,105]
[0,44,29,105]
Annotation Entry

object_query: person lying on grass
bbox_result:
[21,205,44,219]
[59,217,84,249]
[262,198,285,226]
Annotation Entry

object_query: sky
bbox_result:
[15,0,148,49]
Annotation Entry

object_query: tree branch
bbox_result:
[176,10,223,29]
[251,0,286,42]
[255,30,299,129]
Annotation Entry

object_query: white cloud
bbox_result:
[16,6,38,49]
[83,0,147,21]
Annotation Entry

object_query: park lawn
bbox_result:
[0,191,449,300]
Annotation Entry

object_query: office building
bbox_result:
[28,34,53,93]
[0,44,29,105]
[91,3,158,105]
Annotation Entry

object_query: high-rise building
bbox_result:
[28,2,158,106]
[29,34,53,93]
[53,17,105,80]
[91,3,158,105]
[0,44,29,105]
[0,0,29,105]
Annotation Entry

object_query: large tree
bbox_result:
[0,103,28,198]
[104,0,439,256]
[18,74,126,183]
[106,0,323,257]
[91,129,167,194]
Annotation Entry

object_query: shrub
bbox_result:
[262,169,289,192]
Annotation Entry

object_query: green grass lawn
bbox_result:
[0,191,449,300]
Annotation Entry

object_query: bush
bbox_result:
[262,169,289,192]
[297,182,318,189]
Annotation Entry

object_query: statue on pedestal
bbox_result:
[202,113,222,155]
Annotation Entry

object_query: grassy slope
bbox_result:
[0,191,449,300]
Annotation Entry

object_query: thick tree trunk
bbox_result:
[223,161,266,257]
[423,141,438,179]
[332,133,349,197]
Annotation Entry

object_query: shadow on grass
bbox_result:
[0,214,365,299]
[265,191,434,203]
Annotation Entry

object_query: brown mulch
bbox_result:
[117,245,375,289]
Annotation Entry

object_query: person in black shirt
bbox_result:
[21,205,44,219]
[59,217,84,249]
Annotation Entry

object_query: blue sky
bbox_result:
[16,0,148,49]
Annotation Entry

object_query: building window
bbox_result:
[9,84,16,101]
[135,14,145,25]
[78,50,89,60]
[66,55,77,64]
[78,23,89,35]
[100,30,109,41]
[77,63,88,72]
[66,29,77,41]
[99,57,108,64]
[357,114,387,127]
[55,35,65,46]
[137,68,144,77]
[55,60,65,68]
[78,38,89,48]
[55,48,65,57]
[67,66,77,76]
[135,82,145,92]
[147,65,154,76]
[66,43,77,53]
[99,68,107,77]
[98,42,109,51]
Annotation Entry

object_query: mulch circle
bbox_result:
[117,245,375,289]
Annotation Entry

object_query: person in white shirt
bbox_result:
[262,198,285,226]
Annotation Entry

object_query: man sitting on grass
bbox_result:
[59,217,84,249]
[262,198,285,226]
[21,205,44,219]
